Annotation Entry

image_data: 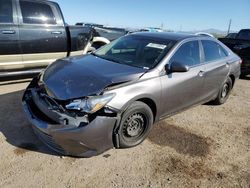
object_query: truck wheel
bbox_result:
[118,101,153,148]
[213,77,232,105]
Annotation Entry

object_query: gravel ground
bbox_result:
[0,77,249,188]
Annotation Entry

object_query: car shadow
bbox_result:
[203,101,217,106]
[0,89,59,157]
[148,121,211,157]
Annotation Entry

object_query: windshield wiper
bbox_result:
[93,54,124,65]
[91,52,101,58]
[104,57,123,64]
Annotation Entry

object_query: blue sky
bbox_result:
[57,0,250,32]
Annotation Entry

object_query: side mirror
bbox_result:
[166,61,190,73]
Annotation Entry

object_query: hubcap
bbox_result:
[123,113,145,138]
[221,83,229,98]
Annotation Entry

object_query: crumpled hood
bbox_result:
[42,54,146,100]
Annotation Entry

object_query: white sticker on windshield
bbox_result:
[146,43,167,49]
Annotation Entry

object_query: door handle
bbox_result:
[198,70,205,77]
[51,31,62,35]
[226,62,230,68]
[2,30,16,34]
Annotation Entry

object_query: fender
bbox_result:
[92,37,110,45]
[117,93,159,121]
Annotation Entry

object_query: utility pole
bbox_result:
[227,19,232,34]
[160,22,164,30]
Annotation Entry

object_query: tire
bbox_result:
[118,101,154,148]
[213,77,233,105]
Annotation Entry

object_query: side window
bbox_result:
[0,0,13,23]
[170,41,200,67]
[20,1,56,25]
[218,45,229,58]
[202,40,228,62]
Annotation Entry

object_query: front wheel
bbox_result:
[213,77,232,105]
[118,101,153,148]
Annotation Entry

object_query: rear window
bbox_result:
[0,0,13,23]
[20,0,56,25]
[202,40,228,62]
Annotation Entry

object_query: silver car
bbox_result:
[23,32,241,157]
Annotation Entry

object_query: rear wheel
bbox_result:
[213,77,232,105]
[118,101,153,148]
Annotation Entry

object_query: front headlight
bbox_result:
[65,93,115,114]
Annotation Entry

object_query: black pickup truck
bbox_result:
[76,22,129,49]
[0,0,94,77]
[219,29,250,76]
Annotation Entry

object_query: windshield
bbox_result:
[94,35,176,69]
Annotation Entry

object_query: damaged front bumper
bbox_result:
[22,81,117,157]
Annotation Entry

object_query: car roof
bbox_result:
[28,0,58,5]
[130,32,199,41]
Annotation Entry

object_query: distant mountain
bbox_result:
[187,28,237,35]
[200,29,227,35]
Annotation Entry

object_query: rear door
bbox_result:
[0,0,22,71]
[160,40,206,117]
[201,40,230,99]
[18,0,67,69]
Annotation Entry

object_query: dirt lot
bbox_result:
[0,77,249,188]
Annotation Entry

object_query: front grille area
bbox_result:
[27,97,58,124]
[33,127,65,155]
[40,93,63,112]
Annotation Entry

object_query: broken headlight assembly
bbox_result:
[65,93,115,114]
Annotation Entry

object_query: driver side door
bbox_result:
[160,40,206,118]
[0,0,22,71]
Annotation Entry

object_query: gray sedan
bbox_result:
[22,32,241,157]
